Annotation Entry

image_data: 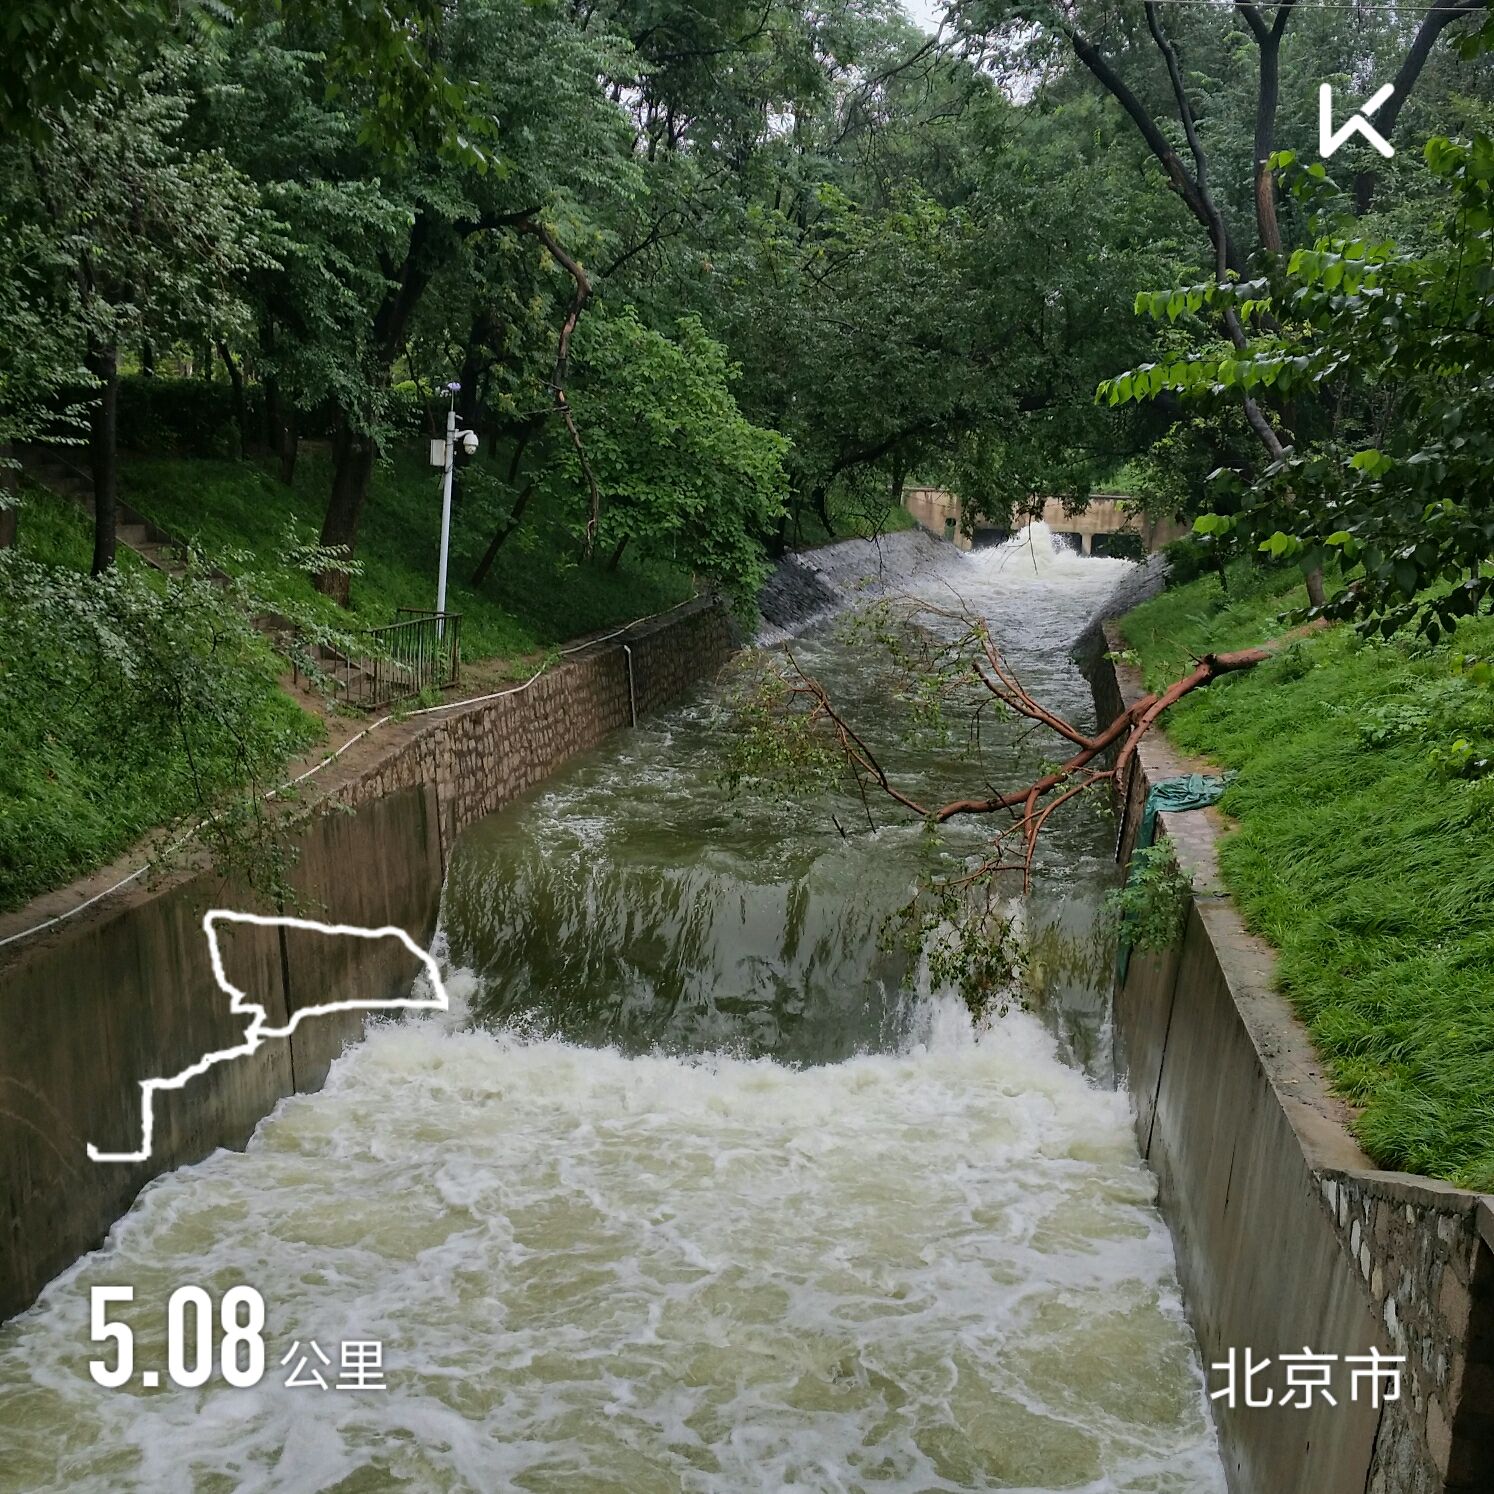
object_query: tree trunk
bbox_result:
[316,416,375,604]
[140,339,155,377]
[1305,568,1327,609]
[1252,26,1286,256]
[278,405,299,487]
[813,484,833,536]
[455,321,489,473]
[1069,18,1243,276]
[0,443,17,550]
[1356,0,1490,211]
[608,533,629,571]
[263,374,280,451]
[217,340,246,458]
[85,338,119,576]
[261,327,298,483]
[259,322,277,447]
[514,218,600,551]
[470,481,535,586]
[469,419,538,585]
[314,214,436,590]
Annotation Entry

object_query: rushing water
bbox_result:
[0,526,1225,1493]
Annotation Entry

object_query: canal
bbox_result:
[0,527,1224,1491]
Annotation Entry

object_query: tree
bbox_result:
[0,154,88,549]
[197,27,409,487]
[681,15,1186,545]
[1105,133,1494,641]
[730,595,1283,1014]
[0,0,475,150]
[954,0,1491,593]
[567,306,788,609]
[270,0,640,603]
[19,58,268,572]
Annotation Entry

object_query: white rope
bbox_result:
[0,595,707,951]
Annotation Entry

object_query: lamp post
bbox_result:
[432,381,478,638]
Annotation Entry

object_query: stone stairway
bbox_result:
[116,519,190,580]
[21,446,214,583]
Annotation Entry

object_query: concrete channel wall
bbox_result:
[0,597,734,1323]
[1083,627,1494,1494]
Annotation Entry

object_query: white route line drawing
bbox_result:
[87,910,448,1164]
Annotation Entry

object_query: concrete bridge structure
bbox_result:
[903,486,1186,556]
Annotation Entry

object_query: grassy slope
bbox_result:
[119,446,701,660]
[118,448,925,653]
[1122,565,1494,1188]
[0,483,319,910]
[5,443,694,912]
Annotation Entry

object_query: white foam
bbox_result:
[0,1008,1222,1492]
[0,524,1224,1492]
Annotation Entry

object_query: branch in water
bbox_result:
[771,601,1293,891]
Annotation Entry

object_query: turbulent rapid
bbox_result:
[0,525,1224,1493]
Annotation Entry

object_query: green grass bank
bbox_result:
[117,448,914,656]
[1121,564,1494,1189]
[0,483,320,911]
[119,447,698,661]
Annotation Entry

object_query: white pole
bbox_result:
[436,399,455,639]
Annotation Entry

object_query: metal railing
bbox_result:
[331,609,462,709]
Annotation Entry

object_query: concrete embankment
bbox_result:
[0,597,734,1322]
[1082,627,1494,1494]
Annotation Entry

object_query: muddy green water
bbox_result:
[0,529,1224,1492]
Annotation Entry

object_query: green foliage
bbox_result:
[785,491,918,548]
[117,448,696,659]
[1160,534,1219,588]
[24,57,271,355]
[0,0,163,135]
[1105,844,1192,954]
[570,307,788,612]
[1356,702,1431,749]
[0,176,89,461]
[0,484,321,911]
[1123,571,1494,1188]
[109,375,425,456]
[115,376,249,458]
[721,603,1042,1025]
[1107,137,1494,640]
[1428,736,1494,782]
[718,658,844,798]
[0,1,470,150]
[880,877,1026,1027]
[1122,557,1315,688]
[5,0,1490,918]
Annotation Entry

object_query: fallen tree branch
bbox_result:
[764,600,1309,891]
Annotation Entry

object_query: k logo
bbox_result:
[1318,83,1395,159]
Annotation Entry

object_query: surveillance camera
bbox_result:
[461,431,479,456]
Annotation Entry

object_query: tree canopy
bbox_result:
[0,0,1489,615]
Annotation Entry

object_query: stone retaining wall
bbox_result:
[1083,625,1494,1494]
[0,597,734,1322]
[334,596,734,848]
